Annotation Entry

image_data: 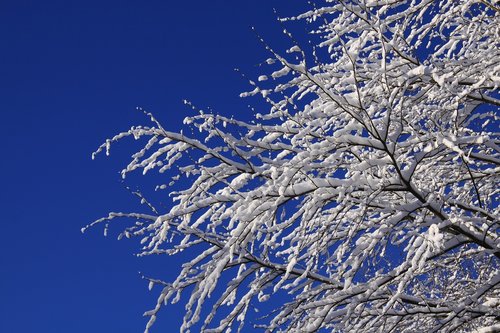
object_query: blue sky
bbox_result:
[0,1,305,331]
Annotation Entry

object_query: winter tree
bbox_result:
[85,0,500,332]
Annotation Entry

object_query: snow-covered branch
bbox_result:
[88,1,499,332]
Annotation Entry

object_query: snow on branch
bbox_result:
[88,1,499,332]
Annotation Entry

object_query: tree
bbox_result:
[85,1,500,332]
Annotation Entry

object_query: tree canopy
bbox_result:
[86,1,500,332]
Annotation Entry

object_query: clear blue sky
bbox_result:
[0,1,305,332]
